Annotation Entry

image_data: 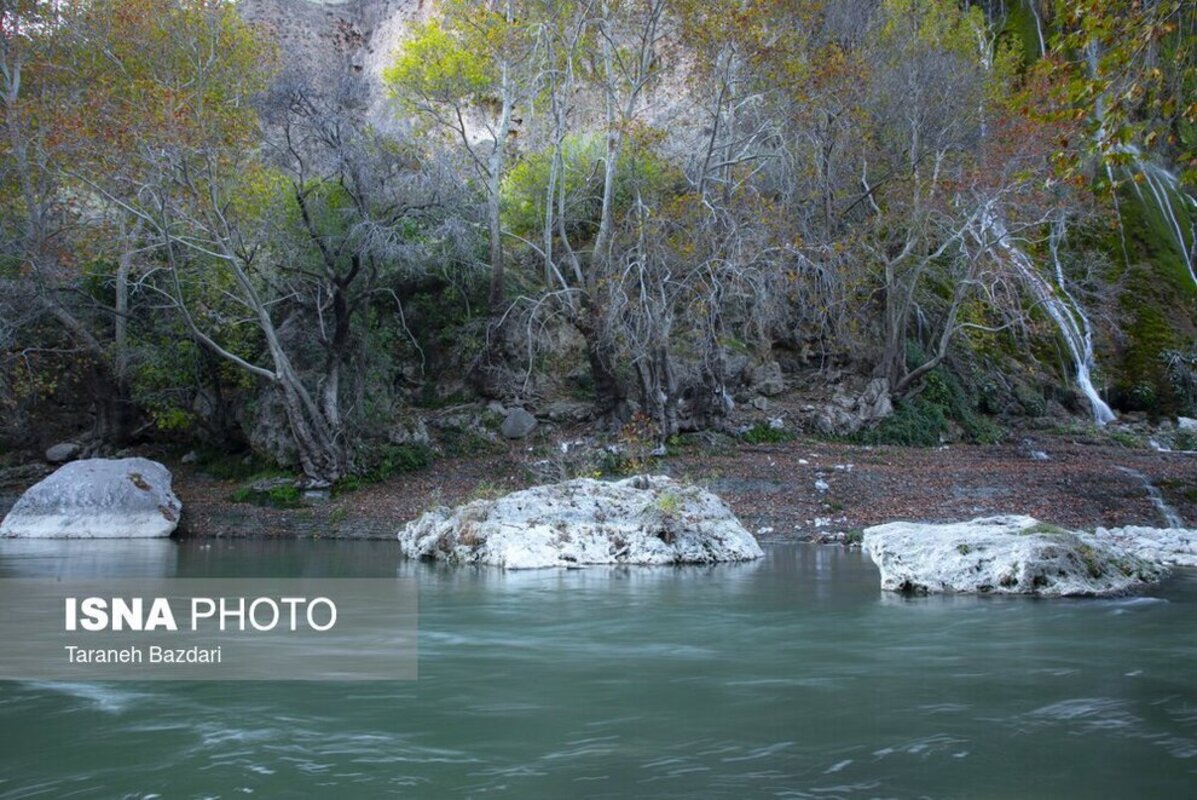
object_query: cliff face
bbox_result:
[239,0,429,128]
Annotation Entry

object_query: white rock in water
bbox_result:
[1088,526,1197,567]
[0,458,182,539]
[398,475,763,569]
[862,516,1165,597]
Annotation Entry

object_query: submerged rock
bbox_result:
[862,516,1165,597]
[0,458,182,539]
[398,475,763,569]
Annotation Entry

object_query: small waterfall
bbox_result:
[1128,158,1197,289]
[975,207,1117,426]
[1115,466,1184,529]
[1045,219,1116,423]
[1024,0,1046,59]
[1084,42,1197,288]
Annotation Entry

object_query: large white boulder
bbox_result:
[1088,526,1197,567]
[862,516,1165,597]
[398,475,763,569]
[0,458,182,539]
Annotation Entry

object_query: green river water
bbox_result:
[0,538,1194,798]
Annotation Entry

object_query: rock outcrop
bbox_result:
[539,400,592,423]
[749,361,785,397]
[862,516,1165,597]
[244,387,299,468]
[0,458,182,539]
[813,378,894,436]
[398,475,763,568]
[239,0,432,133]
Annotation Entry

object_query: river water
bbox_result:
[0,539,1194,798]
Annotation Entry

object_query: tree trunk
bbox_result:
[105,227,141,445]
[487,169,505,313]
[577,303,625,425]
[658,346,679,438]
[275,372,344,487]
[89,365,125,446]
[487,0,515,315]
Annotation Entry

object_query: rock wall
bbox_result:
[239,0,430,129]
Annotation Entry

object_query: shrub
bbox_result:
[598,449,636,477]
[230,482,302,508]
[1163,344,1197,416]
[374,443,435,478]
[854,366,1004,447]
[467,480,505,502]
[742,423,795,444]
[596,412,661,477]
[1105,428,1146,449]
[1014,384,1048,417]
[856,397,948,447]
[438,429,503,458]
[194,447,286,482]
[655,491,682,516]
[333,443,435,495]
[501,133,681,240]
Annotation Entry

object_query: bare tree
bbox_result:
[0,0,143,443]
[386,0,535,315]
